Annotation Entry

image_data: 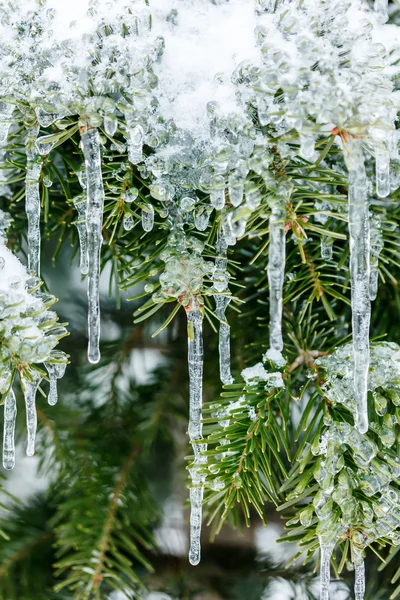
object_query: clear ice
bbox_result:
[45,362,67,406]
[214,231,233,385]
[319,541,334,600]
[25,126,42,276]
[81,128,105,364]
[3,388,17,470]
[22,374,41,457]
[142,204,154,232]
[354,560,365,600]
[187,304,206,566]
[375,147,390,198]
[268,198,286,353]
[344,140,370,434]
[72,195,89,275]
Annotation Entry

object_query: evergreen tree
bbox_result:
[0,0,399,599]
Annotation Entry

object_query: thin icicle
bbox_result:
[186,301,206,566]
[214,231,233,385]
[142,204,154,232]
[72,195,89,275]
[3,388,17,470]
[319,541,334,600]
[344,140,370,434]
[22,374,41,457]
[369,214,383,301]
[268,197,286,352]
[25,125,42,276]
[81,128,105,364]
[375,147,390,198]
[354,560,365,600]
[45,363,67,406]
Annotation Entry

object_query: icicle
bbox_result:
[321,236,333,260]
[186,301,206,566]
[213,232,233,385]
[81,128,105,364]
[123,214,135,231]
[72,195,89,275]
[3,388,17,470]
[128,124,144,164]
[45,363,67,406]
[22,374,41,457]
[268,197,286,352]
[369,214,383,301]
[25,125,42,276]
[210,175,226,210]
[228,171,244,207]
[354,560,365,600]
[195,207,210,231]
[142,203,154,232]
[319,541,334,600]
[374,0,388,23]
[0,102,14,144]
[375,147,390,198]
[344,140,370,434]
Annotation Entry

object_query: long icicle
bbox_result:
[319,541,334,600]
[186,299,206,566]
[25,125,42,276]
[3,388,17,470]
[22,374,41,457]
[344,140,370,434]
[81,128,105,364]
[268,196,286,352]
[354,560,365,600]
[214,231,233,385]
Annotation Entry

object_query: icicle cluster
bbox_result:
[0,214,68,469]
[0,0,399,573]
[297,343,400,599]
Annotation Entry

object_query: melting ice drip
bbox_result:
[213,231,233,385]
[343,140,371,434]
[81,128,105,364]
[268,197,286,353]
[186,302,206,566]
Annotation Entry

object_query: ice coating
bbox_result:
[319,541,334,600]
[343,140,370,434]
[81,129,105,364]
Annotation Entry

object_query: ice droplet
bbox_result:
[35,134,57,156]
[142,204,154,232]
[128,124,144,165]
[375,147,390,198]
[45,362,67,406]
[81,128,105,365]
[3,388,17,470]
